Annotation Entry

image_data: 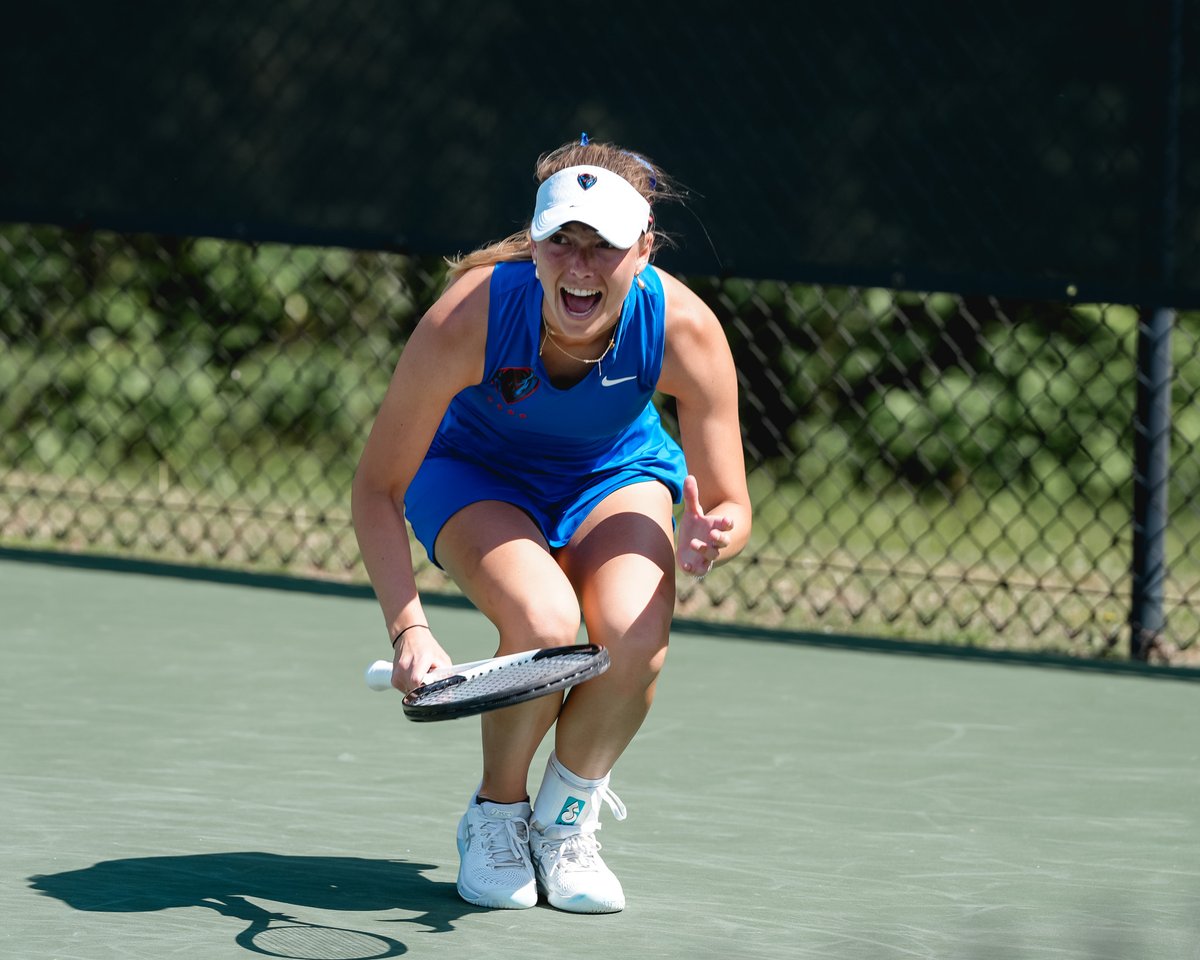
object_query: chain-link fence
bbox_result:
[3,222,1198,661]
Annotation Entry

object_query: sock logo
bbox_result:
[556,797,586,826]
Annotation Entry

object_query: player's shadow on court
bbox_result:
[30,851,479,955]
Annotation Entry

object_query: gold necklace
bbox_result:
[540,316,615,365]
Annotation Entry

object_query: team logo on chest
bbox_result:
[491,367,540,405]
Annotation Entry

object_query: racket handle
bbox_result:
[364,657,455,693]
[366,650,542,693]
[365,659,394,691]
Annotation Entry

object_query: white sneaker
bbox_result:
[455,798,537,909]
[530,755,628,913]
[531,818,626,913]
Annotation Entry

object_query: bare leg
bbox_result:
[435,501,582,803]
[553,481,676,778]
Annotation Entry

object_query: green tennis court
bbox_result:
[2,555,1197,960]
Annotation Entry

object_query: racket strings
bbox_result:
[413,652,601,706]
[401,645,609,720]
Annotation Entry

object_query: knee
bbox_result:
[615,628,670,689]
[590,596,673,687]
[497,587,582,652]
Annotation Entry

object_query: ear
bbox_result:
[637,231,654,270]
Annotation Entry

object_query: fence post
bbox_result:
[1131,307,1173,659]
[1130,0,1182,660]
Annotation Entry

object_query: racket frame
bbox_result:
[367,643,609,722]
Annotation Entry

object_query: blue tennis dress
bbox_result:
[405,260,687,565]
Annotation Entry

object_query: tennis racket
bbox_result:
[365,643,610,722]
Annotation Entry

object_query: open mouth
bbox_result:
[561,286,602,317]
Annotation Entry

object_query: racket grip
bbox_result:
[365,659,394,692]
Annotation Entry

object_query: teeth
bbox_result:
[563,286,600,297]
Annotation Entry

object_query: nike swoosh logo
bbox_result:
[601,375,637,387]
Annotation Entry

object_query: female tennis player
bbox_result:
[351,136,751,913]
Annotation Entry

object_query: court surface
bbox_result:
[2,555,1198,960]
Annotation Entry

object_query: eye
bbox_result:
[548,234,569,246]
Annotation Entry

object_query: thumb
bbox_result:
[683,474,702,516]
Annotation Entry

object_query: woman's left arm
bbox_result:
[656,273,753,576]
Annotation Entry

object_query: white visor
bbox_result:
[530,165,651,250]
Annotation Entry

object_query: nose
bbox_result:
[567,246,598,276]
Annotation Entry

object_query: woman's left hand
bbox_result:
[676,474,735,578]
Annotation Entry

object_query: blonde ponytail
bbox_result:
[444,231,532,285]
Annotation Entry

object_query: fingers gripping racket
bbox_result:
[365,644,610,722]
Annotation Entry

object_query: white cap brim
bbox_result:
[530,165,651,250]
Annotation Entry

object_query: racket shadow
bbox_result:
[29,851,476,948]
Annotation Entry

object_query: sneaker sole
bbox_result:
[536,877,624,914]
[543,891,625,914]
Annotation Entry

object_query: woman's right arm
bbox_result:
[350,266,491,690]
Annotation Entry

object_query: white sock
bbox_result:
[532,753,609,832]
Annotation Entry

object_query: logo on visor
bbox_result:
[577,172,598,190]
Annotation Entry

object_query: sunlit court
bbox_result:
[3,555,1197,959]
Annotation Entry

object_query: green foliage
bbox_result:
[704,279,1184,504]
[0,224,440,501]
[5,221,1200,526]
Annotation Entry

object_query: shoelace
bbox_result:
[601,786,627,822]
[478,816,531,869]
[553,830,604,872]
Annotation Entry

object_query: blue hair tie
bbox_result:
[580,131,590,145]
[625,152,657,191]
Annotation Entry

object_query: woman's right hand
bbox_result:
[391,625,453,694]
